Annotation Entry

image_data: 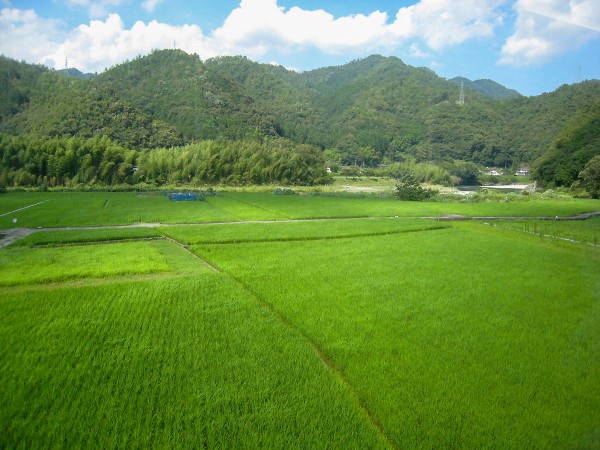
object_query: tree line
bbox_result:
[0,133,330,188]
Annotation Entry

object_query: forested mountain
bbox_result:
[0,55,183,149]
[1,50,599,189]
[533,98,600,187]
[56,68,96,79]
[450,77,522,100]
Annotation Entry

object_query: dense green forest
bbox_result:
[0,133,329,187]
[1,50,599,190]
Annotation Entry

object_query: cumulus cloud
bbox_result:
[0,8,64,62]
[210,0,390,56]
[500,0,600,65]
[43,14,210,72]
[7,0,593,74]
[210,0,506,57]
[389,0,506,50]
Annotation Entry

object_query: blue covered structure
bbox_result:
[167,192,204,201]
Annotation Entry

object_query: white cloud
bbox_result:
[141,0,164,13]
[0,8,64,62]
[500,0,600,65]
[209,0,507,58]
[43,14,211,72]
[0,0,524,71]
[388,0,506,50]
[409,43,429,58]
[210,0,390,56]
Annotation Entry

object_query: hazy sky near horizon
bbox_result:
[1,0,599,96]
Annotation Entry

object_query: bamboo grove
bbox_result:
[0,133,330,187]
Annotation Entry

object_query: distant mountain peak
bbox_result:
[450,76,522,99]
[57,67,96,79]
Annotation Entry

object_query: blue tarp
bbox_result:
[168,193,204,201]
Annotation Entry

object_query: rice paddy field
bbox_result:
[1,191,600,228]
[1,191,599,448]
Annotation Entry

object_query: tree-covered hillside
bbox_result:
[0,56,183,149]
[450,77,522,100]
[0,50,598,189]
[98,51,280,141]
[532,98,600,187]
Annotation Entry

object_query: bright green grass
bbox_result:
[193,225,600,448]
[487,216,600,245]
[1,192,599,228]
[158,217,449,245]
[0,275,388,448]
[219,192,600,220]
[0,192,240,228]
[12,227,162,247]
[1,195,599,448]
[0,239,209,286]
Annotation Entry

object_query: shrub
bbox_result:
[394,174,437,201]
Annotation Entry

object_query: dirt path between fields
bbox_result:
[1,211,599,249]
[428,211,600,221]
[0,228,37,248]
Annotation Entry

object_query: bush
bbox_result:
[394,174,437,201]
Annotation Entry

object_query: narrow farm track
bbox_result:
[428,211,600,221]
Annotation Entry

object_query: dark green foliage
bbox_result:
[394,173,436,201]
[1,51,599,187]
[576,155,600,198]
[532,99,600,188]
[56,68,95,79]
[0,56,48,120]
[0,57,183,149]
[450,77,522,99]
[99,51,280,142]
[0,133,329,187]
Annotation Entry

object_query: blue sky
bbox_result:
[1,0,599,96]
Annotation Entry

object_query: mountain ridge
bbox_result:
[449,76,522,99]
[1,50,598,188]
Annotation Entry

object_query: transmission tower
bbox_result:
[458,80,465,105]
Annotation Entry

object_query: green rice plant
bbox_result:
[0,275,389,448]
[193,225,600,448]
[0,239,211,286]
[0,241,168,286]
[12,227,163,247]
[1,191,600,228]
[486,216,600,245]
[0,192,241,228]
[159,218,449,245]
[215,193,600,221]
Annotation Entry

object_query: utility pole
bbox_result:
[458,81,465,105]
